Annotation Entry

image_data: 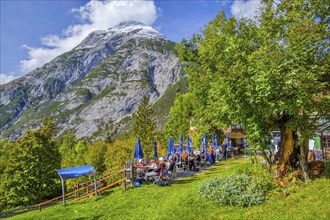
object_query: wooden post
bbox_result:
[94,173,97,197]
[75,184,78,199]
[123,166,127,191]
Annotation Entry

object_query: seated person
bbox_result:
[207,144,216,165]
[166,155,176,173]
[145,157,165,181]
[181,151,189,169]
[188,152,196,171]
[174,153,180,162]
[146,159,157,171]
[135,159,146,178]
[135,159,146,183]
[194,152,202,166]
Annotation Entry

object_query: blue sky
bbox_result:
[0,0,260,84]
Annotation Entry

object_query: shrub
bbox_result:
[198,174,268,207]
[324,161,330,176]
[237,167,273,194]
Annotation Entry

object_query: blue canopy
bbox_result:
[57,165,97,206]
[134,137,144,159]
[153,138,158,158]
[187,136,193,153]
[57,165,95,181]
[177,133,183,154]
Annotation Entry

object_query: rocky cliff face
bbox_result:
[0,22,182,140]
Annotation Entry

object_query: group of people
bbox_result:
[134,141,245,185]
[134,151,205,183]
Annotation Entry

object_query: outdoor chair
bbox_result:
[173,163,185,178]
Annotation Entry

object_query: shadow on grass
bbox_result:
[75,214,103,220]
[174,176,203,185]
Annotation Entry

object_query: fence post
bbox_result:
[123,165,127,191]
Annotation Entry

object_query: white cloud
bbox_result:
[0,73,18,85]
[20,0,158,74]
[230,0,260,20]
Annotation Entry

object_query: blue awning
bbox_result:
[57,165,95,180]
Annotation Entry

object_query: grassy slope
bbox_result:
[10,158,330,220]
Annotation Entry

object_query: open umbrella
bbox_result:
[134,137,144,159]
[153,138,158,158]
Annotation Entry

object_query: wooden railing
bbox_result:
[35,168,128,210]
[70,177,127,202]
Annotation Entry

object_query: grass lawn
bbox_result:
[9,158,330,220]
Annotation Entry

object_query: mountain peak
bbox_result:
[106,21,163,39]
[117,21,146,27]
[76,21,163,50]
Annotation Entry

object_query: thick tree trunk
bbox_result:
[277,127,296,177]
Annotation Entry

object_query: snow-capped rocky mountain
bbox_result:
[0,22,183,140]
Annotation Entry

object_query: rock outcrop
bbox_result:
[0,22,182,140]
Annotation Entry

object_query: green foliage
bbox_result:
[163,93,193,139]
[0,139,15,210]
[176,1,329,173]
[323,161,330,176]
[237,167,273,195]
[59,132,87,169]
[0,118,61,209]
[131,96,156,158]
[84,141,108,174]
[198,174,267,207]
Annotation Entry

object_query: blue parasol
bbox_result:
[177,133,183,154]
[202,133,207,157]
[170,136,176,154]
[153,138,158,158]
[167,136,175,160]
[134,137,144,159]
[212,135,218,149]
[243,137,248,148]
[226,133,230,147]
[202,133,207,149]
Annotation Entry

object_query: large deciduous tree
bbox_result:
[177,0,329,178]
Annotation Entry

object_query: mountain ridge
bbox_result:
[0,22,183,140]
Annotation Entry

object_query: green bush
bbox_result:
[198,174,268,207]
[324,161,330,176]
[237,167,273,194]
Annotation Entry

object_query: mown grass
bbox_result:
[10,158,330,220]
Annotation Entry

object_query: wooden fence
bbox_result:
[35,167,131,211]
